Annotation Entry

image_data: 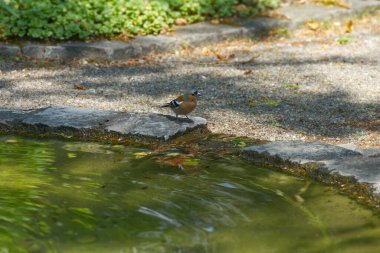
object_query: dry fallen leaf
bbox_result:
[175,18,187,26]
[269,12,290,19]
[241,55,260,64]
[345,20,353,33]
[211,19,220,25]
[156,156,186,167]
[215,52,228,61]
[306,20,319,31]
[201,47,212,56]
[214,52,236,61]
[312,0,351,9]
[244,69,253,75]
[228,54,235,60]
[235,4,249,13]
[74,84,86,90]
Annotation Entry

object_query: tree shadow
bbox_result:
[0,52,378,140]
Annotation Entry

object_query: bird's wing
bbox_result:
[175,95,185,102]
[169,94,187,108]
[162,94,195,108]
[170,99,183,108]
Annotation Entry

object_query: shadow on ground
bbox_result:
[0,51,379,142]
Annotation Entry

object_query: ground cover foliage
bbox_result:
[0,0,278,40]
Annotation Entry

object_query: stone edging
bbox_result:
[0,0,379,60]
[0,106,207,141]
[243,141,380,201]
[1,106,379,206]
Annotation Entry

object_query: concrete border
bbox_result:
[0,0,379,60]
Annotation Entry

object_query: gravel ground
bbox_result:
[0,13,379,147]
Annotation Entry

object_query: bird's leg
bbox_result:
[185,115,190,120]
[176,114,178,118]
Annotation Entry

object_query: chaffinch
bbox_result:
[161,90,202,119]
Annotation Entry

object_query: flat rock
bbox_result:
[106,113,207,141]
[130,36,179,55]
[0,43,21,57]
[0,109,32,124]
[325,157,380,193]
[279,0,380,29]
[0,106,207,140]
[243,140,362,164]
[23,106,121,129]
[337,143,380,157]
[62,41,136,60]
[244,140,380,193]
[175,23,248,44]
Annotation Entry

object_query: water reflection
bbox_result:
[0,136,380,253]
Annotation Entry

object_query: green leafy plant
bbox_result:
[261,96,281,108]
[272,28,288,37]
[0,0,279,40]
[337,36,353,45]
[284,83,300,92]
[0,0,17,16]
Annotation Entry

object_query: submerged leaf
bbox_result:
[295,195,305,203]
[67,153,76,158]
[71,219,94,230]
[156,156,186,167]
[37,221,50,234]
[183,157,199,166]
[133,151,151,159]
[69,207,94,216]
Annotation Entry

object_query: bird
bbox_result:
[161,90,202,119]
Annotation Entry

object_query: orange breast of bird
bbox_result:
[172,94,197,115]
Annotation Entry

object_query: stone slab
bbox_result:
[106,113,207,141]
[325,157,380,193]
[174,23,249,45]
[62,41,136,60]
[22,107,122,129]
[0,106,207,140]
[21,44,47,58]
[243,140,362,164]
[280,0,380,29]
[243,140,380,193]
[337,143,380,157]
[0,109,32,124]
[0,43,21,57]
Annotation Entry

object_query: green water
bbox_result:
[1,136,380,253]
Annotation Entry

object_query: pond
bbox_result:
[1,136,380,253]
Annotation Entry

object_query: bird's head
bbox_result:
[192,90,202,97]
